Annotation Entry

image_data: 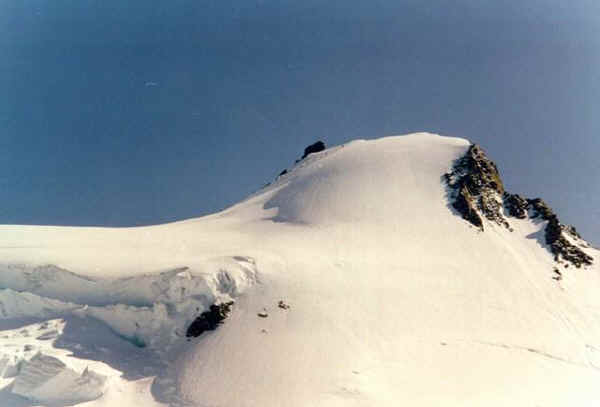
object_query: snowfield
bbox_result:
[1,133,600,406]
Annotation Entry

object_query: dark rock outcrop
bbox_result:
[451,186,483,229]
[504,193,528,219]
[276,141,327,180]
[445,144,593,269]
[552,267,562,281]
[444,144,508,230]
[528,198,593,268]
[301,141,326,160]
[528,198,555,220]
[186,301,234,338]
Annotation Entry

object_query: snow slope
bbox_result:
[1,133,600,406]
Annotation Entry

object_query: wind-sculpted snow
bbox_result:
[0,289,79,319]
[0,258,257,347]
[1,133,600,407]
[0,259,255,307]
[12,353,106,405]
[0,319,113,407]
[264,134,469,225]
[0,256,257,406]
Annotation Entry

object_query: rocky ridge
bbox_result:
[445,144,593,269]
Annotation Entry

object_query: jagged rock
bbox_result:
[186,301,234,338]
[504,193,528,219]
[445,144,508,230]
[527,198,555,220]
[445,144,593,269]
[301,141,326,160]
[526,198,593,268]
[546,217,593,268]
[453,186,483,229]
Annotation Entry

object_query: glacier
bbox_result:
[0,133,599,406]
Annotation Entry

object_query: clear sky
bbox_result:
[1,0,599,244]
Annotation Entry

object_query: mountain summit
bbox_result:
[1,133,599,407]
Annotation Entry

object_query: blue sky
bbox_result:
[1,0,599,243]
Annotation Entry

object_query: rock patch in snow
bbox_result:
[528,198,593,267]
[186,301,234,338]
[301,141,326,160]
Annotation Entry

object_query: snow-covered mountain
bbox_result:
[1,133,599,406]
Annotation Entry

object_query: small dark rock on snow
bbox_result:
[552,268,562,281]
[301,141,326,160]
[186,301,234,338]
